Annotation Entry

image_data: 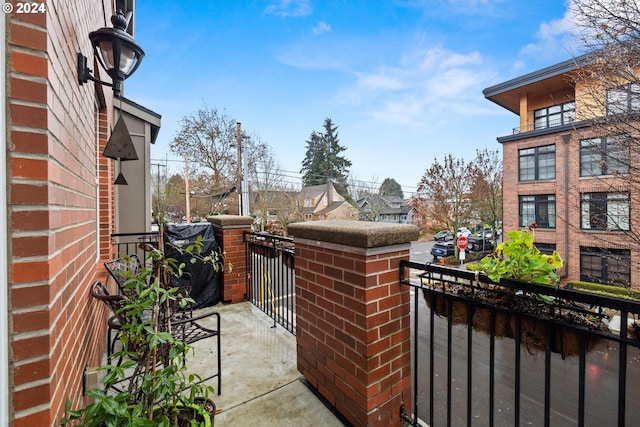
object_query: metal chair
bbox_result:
[105,256,195,313]
[89,281,126,365]
[90,279,222,393]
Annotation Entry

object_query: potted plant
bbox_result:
[423,226,609,356]
[467,223,563,288]
[63,237,229,426]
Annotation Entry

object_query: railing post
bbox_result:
[207,215,253,303]
[289,220,419,427]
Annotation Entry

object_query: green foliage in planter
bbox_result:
[468,229,563,285]
[568,280,640,301]
[63,237,229,426]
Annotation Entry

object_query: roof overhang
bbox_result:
[116,96,161,143]
[483,54,591,114]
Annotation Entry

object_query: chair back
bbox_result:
[89,281,127,322]
[104,255,143,297]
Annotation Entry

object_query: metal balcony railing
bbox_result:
[513,117,575,135]
[244,232,296,334]
[399,260,640,427]
[110,231,159,260]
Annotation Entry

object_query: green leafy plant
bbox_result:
[63,237,230,426]
[568,280,640,300]
[468,228,563,285]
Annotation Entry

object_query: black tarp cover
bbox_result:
[163,223,220,309]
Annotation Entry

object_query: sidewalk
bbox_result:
[189,301,349,426]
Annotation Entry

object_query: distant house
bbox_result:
[406,195,447,230]
[299,181,359,221]
[356,194,409,223]
[406,196,430,228]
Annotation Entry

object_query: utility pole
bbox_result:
[150,161,166,224]
[184,154,191,224]
[241,135,250,217]
[236,122,243,216]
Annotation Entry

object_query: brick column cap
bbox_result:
[206,215,253,227]
[288,220,419,248]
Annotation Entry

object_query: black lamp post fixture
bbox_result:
[78,9,145,97]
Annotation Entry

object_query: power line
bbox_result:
[257,168,419,194]
[153,160,420,195]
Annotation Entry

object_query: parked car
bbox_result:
[467,236,494,253]
[480,228,493,239]
[431,241,455,258]
[456,227,471,238]
[433,230,453,241]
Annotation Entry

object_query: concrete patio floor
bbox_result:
[189,301,349,426]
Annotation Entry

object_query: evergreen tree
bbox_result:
[300,131,326,186]
[300,118,352,196]
[379,178,403,197]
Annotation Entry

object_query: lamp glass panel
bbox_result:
[97,40,116,70]
[119,47,137,75]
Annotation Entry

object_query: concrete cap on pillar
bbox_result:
[288,220,419,248]
[206,215,254,227]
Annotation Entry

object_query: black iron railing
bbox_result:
[512,117,575,135]
[110,232,159,260]
[244,232,296,334]
[399,260,640,427]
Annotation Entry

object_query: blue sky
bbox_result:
[126,0,580,196]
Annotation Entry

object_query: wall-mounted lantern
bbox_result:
[77,9,145,97]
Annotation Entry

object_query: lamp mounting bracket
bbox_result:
[77,52,113,88]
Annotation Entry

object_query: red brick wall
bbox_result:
[208,216,253,303]
[295,240,412,427]
[7,1,115,424]
[97,109,116,259]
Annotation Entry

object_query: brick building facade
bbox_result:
[3,1,145,424]
[484,55,639,289]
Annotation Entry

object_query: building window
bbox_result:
[580,192,630,231]
[580,247,631,287]
[519,145,555,181]
[534,101,575,130]
[580,135,629,177]
[519,194,556,228]
[535,242,556,255]
[607,83,640,115]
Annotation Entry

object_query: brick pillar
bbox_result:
[288,220,419,427]
[207,215,253,303]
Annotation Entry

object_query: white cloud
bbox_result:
[519,4,580,60]
[355,72,405,91]
[511,60,526,73]
[312,21,331,35]
[264,0,312,18]
[342,46,493,127]
[419,48,482,71]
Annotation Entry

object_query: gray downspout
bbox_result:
[562,133,571,278]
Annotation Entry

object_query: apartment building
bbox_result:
[484,55,638,289]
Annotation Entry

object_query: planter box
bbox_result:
[422,283,607,357]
